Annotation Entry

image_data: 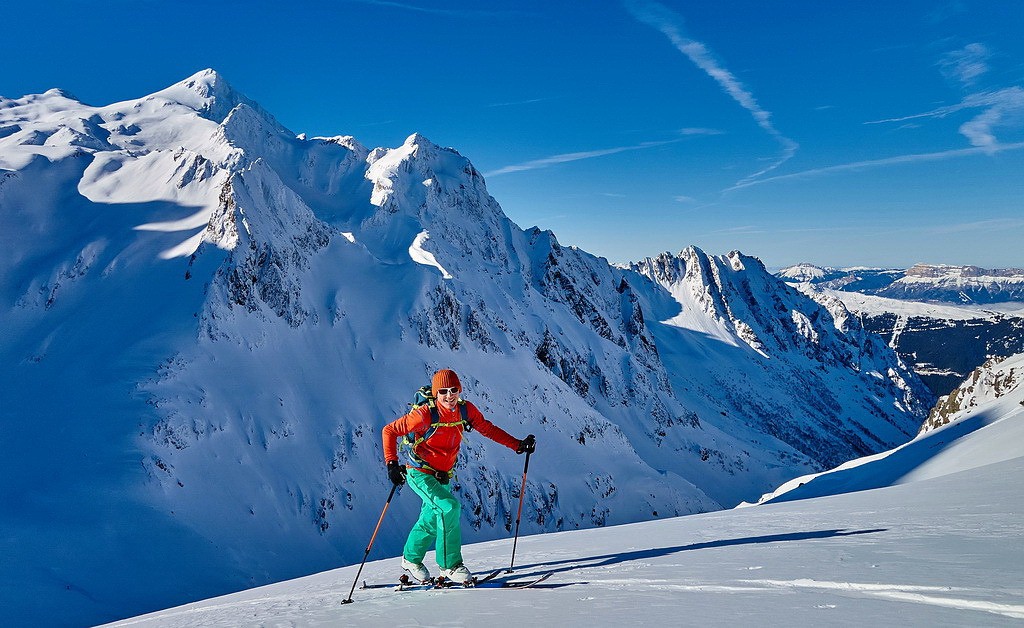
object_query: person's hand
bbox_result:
[516,434,536,455]
[387,461,407,486]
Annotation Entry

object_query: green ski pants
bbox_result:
[403,469,463,569]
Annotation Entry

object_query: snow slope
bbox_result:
[751,353,1024,505]
[0,70,933,626]
[104,411,1024,627]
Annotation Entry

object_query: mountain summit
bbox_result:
[152,68,264,124]
[0,71,934,626]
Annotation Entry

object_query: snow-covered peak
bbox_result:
[777,262,834,282]
[635,247,836,357]
[309,134,368,155]
[883,264,1024,303]
[360,130,508,272]
[151,68,248,123]
[402,131,439,151]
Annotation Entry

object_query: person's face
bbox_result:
[435,386,460,410]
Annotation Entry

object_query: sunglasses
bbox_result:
[436,387,460,396]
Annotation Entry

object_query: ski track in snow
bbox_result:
[739,580,1024,619]
[596,577,1024,619]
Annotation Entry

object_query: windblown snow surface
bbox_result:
[105,356,1024,627]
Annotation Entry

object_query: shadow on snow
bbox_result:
[507,528,887,584]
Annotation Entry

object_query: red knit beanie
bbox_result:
[432,369,461,397]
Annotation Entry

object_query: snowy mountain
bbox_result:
[104,361,1024,627]
[750,352,1024,505]
[884,264,1024,303]
[778,262,1024,304]
[798,288,1024,397]
[629,249,932,473]
[777,263,904,293]
[1,70,932,626]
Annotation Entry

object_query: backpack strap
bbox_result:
[401,399,471,472]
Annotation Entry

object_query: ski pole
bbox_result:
[507,448,532,573]
[342,482,399,604]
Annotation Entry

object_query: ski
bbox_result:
[434,570,553,589]
[371,568,503,592]
[431,568,501,589]
[475,569,504,586]
[494,571,553,589]
[379,569,552,591]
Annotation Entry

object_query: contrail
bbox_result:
[624,0,798,183]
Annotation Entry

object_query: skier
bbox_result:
[382,368,536,585]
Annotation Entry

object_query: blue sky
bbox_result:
[4,0,1023,269]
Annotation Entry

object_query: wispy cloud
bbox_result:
[483,124,720,178]
[939,43,991,88]
[624,0,798,184]
[868,86,1024,151]
[679,127,724,136]
[483,139,682,178]
[727,141,1024,192]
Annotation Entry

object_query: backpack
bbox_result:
[400,385,473,477]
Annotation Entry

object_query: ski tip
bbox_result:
[503,571,554,588]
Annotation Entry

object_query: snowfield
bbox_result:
[106,383,1024,627]
[105,457,1024,626]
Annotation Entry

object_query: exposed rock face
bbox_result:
[922,354,1024,434]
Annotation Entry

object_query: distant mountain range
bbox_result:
[778,264,1024,397]
[778,262,1024,304]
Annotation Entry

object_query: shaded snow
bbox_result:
[749,353,1024,505]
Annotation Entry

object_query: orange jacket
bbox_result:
[382,400,520,473]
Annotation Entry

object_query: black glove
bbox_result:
[516,434,536,455]
[387,461,407,486]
